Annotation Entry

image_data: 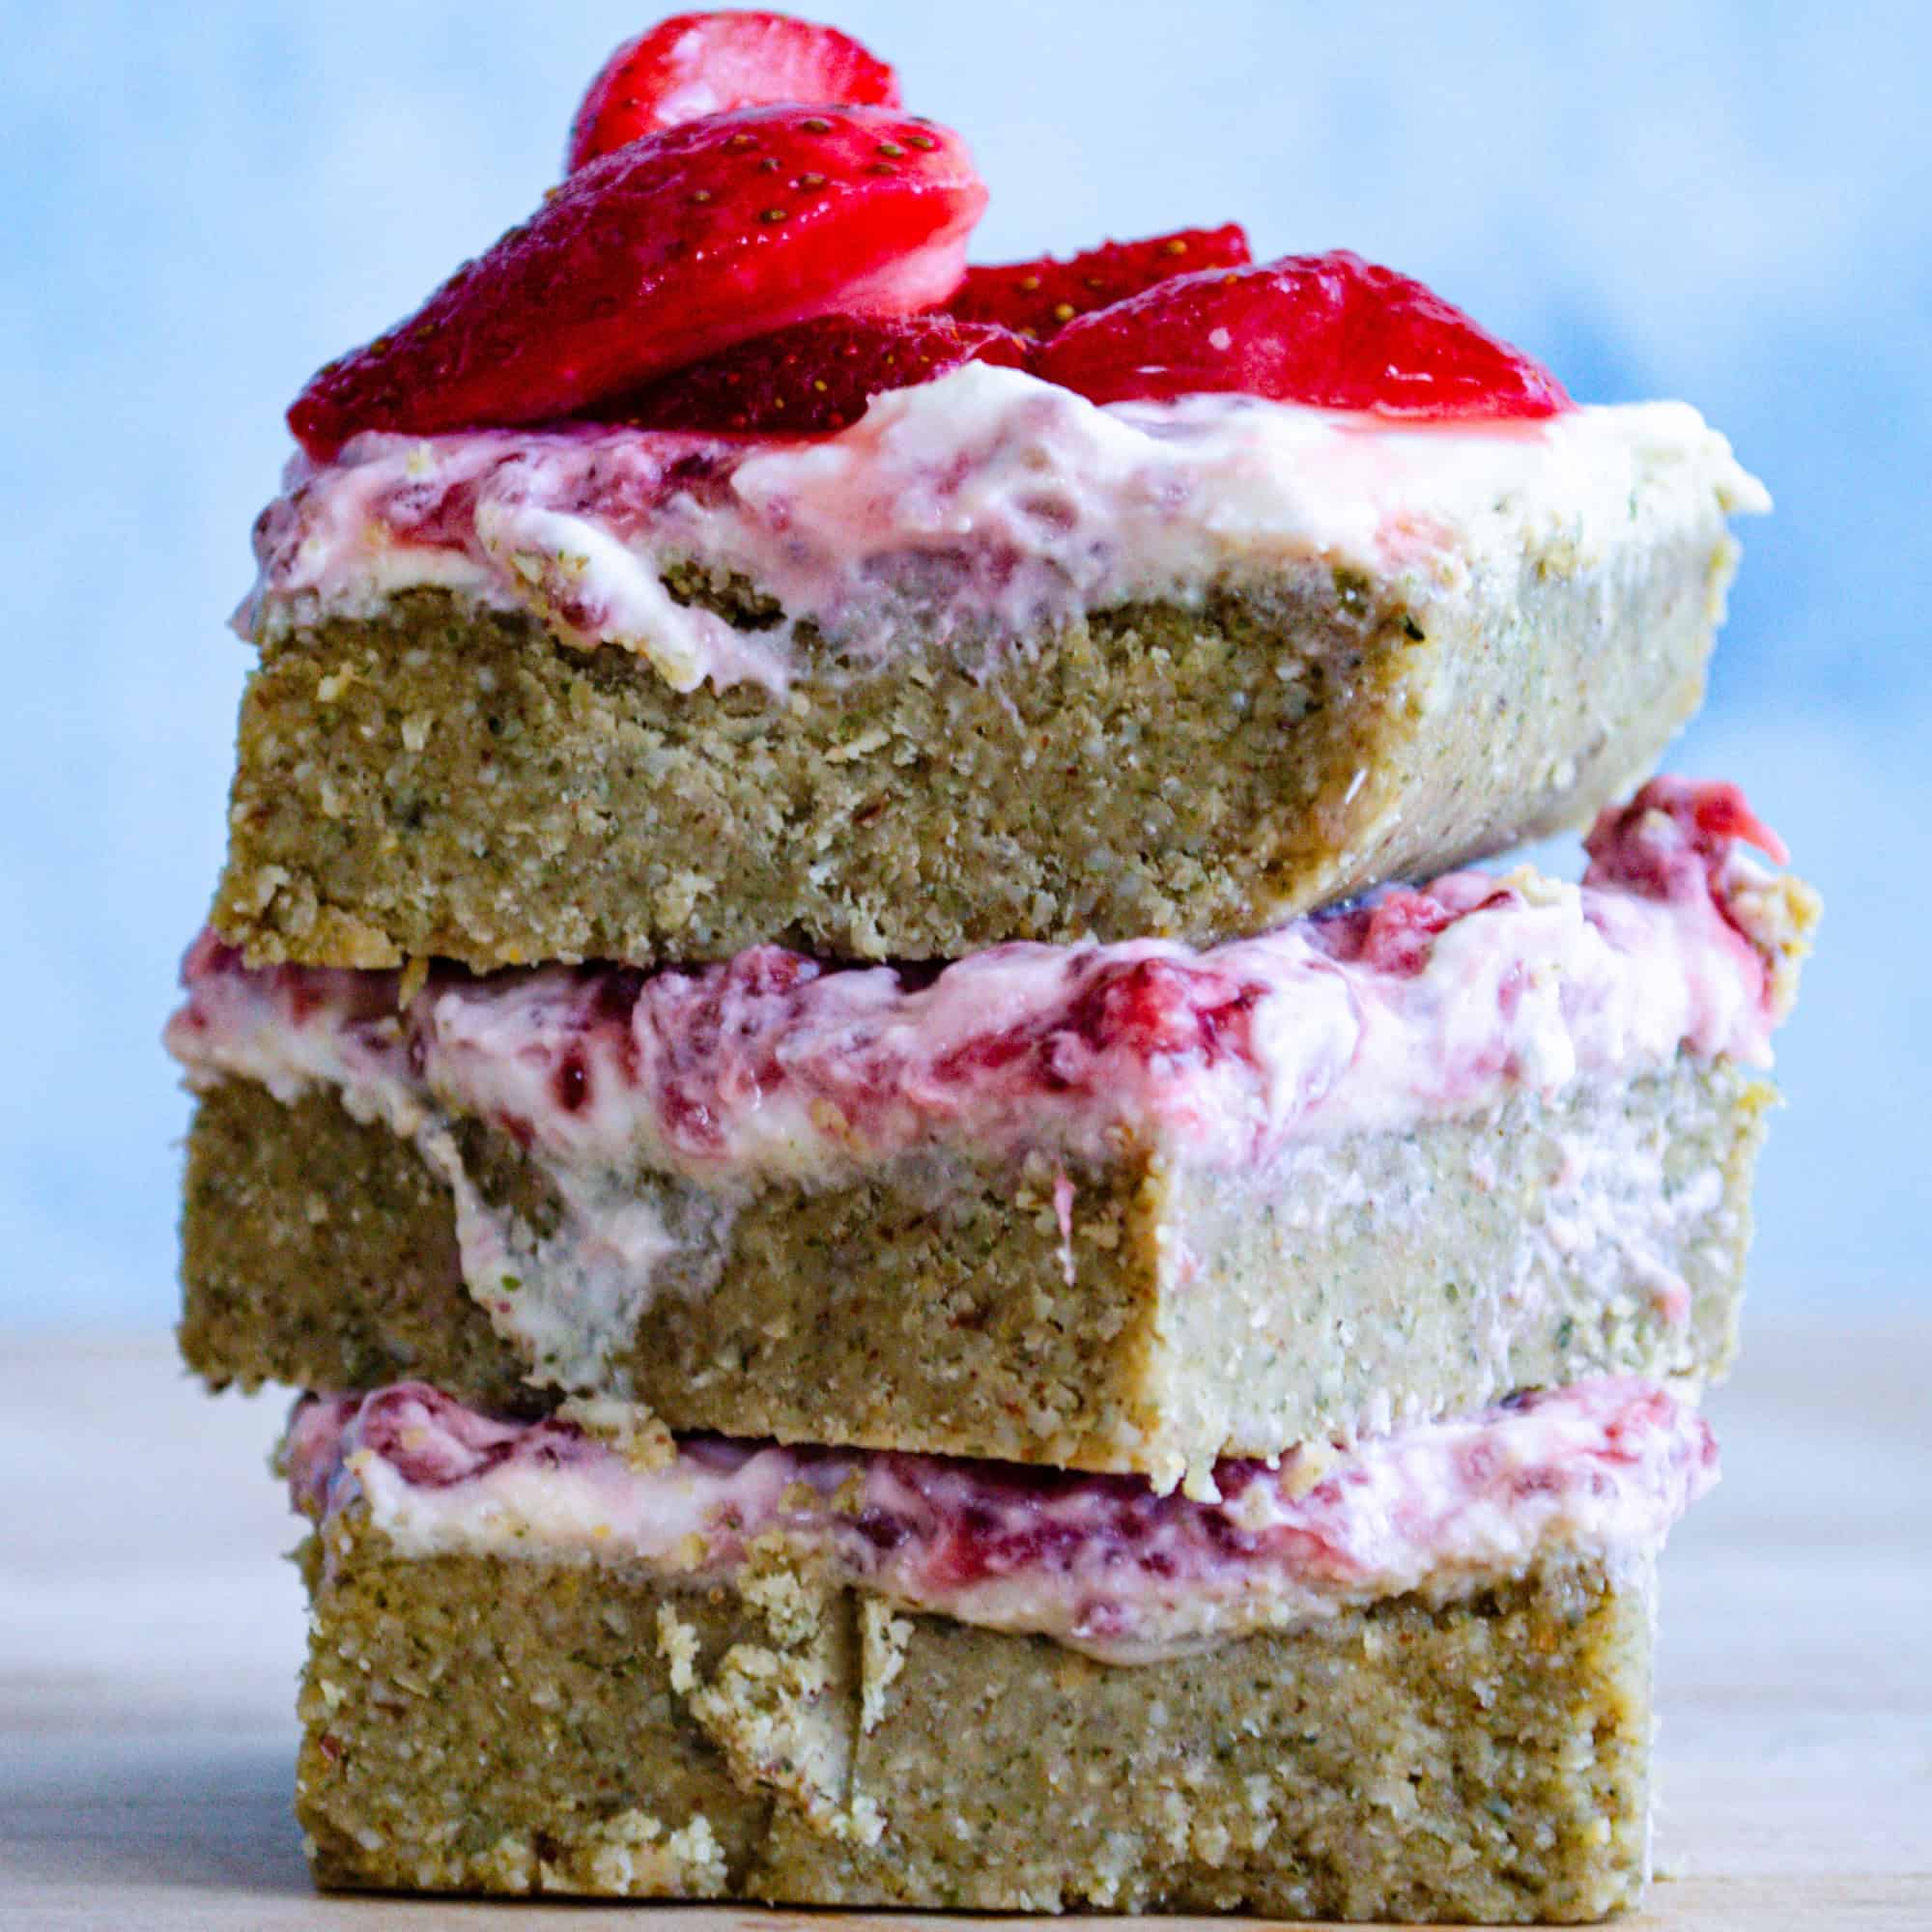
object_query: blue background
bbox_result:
[4,0,1921,1326]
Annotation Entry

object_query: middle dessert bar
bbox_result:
[173,780,1812,1486]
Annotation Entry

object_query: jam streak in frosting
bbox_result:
[285,1376,1716,1663]
[242,362,1770,694]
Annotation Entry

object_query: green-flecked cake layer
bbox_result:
[183,1056,1768,1481]
[296,1511,1653,1919]
[214,528,1729,970]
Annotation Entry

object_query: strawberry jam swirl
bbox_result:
[285,1375,1715,1662]
[242,362,1768,693]
[167,781,1809,1189]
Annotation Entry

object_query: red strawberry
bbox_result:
[947,224,1250,341]
[591,312,1029,435]
[566,11,901,173]
[1060,957,1261,1066]
[289,105,986,460]
[1035,250,1572,419]
[1350,889,1461,976]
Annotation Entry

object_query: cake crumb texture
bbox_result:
[296,1517,1652,1919]
[185,1059,1769,1475]
[215,527,1729,967]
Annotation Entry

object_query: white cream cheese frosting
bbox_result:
[285,1375,1716,1663]
[242,364,1769,694]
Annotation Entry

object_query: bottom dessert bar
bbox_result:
[284,1378,1712,1919]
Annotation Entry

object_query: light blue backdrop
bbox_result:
[3,1,1922,1326]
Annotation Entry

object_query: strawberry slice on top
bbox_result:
[947,224,1251,341]
[591,312,1029,436]
[1035,249,1572,419]
[289,104,986,460]
[566,11,901,173]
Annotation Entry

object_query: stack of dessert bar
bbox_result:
[166,13,1816,1921]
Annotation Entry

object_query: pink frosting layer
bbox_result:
[168,781,1803,1184]
[240,364,1767,694]
[286,1376,1715,1662]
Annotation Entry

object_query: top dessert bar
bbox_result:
[215,365,1764,970]
[289,1374,1705,1915]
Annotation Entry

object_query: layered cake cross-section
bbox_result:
[164,7,1814,1918]
[175,779,1813,1490]
[286,1374,1711,1917]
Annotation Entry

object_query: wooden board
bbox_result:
[4,1326,1928,1928]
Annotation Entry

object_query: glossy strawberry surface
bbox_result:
[590,311,1028,434]
[948,224,1250,340]
[1035,249,1572,418]
[290,104,985,458]
[565,11,900,172]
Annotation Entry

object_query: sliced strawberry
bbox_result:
[1035,249,1572,419]
[566,11,901,173]
[947,224,1250,341]
[289,105,986,460]
[591,312,1029,435]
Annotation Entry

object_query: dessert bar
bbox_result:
[286,1375,1709,1918]
[216,374,1764,971]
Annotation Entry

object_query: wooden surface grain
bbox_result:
[3,1325,1928,1928]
